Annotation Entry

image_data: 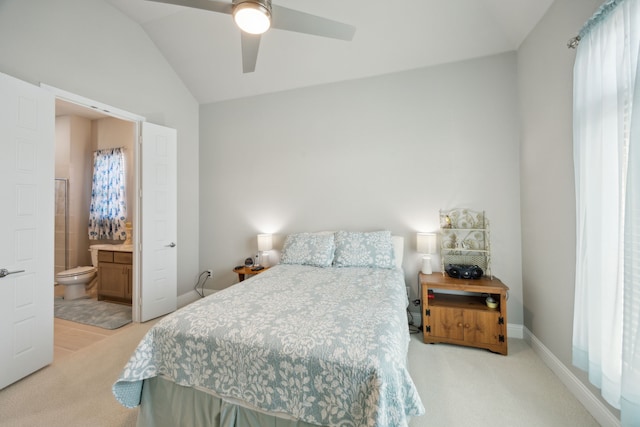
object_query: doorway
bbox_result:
[55,99,136,272]
[53,99,136,332]
[46,85,179,324]
[1,73,178,389]
[47,89,148,324]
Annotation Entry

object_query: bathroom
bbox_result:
[54,99,135,307]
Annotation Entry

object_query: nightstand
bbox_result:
[420,272,509,355]
[233,266,270,282]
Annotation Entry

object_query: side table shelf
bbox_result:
[420,273,508,355]
[233,266,270,282]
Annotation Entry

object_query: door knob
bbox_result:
[0,268,25,278]
[166,242,176,248]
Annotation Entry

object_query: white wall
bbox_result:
[518,0,619,418]
[55,115,93,270]
[200,52,524,324]
[0,0,200,299]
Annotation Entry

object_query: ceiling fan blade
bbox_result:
[271,5,356,41]
[241,32,261,73]
[145,0,232,15]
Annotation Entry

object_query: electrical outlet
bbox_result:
[206,269,212,278]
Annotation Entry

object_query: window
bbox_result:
[572,1,640,424]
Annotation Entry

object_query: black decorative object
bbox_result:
[445,264,484,280]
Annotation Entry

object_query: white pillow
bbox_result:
[392,236,404,268]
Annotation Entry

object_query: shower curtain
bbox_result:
[88,147,127,240]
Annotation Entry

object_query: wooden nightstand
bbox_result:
[420,272,509,355]
[233,266,270,282]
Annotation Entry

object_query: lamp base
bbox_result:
[259,251,270,268]
[421,255,432,275]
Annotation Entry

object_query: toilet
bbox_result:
[55,246,100,300]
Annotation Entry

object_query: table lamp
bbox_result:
[257,233,273,267]
[416,232,437,274]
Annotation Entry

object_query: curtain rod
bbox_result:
[567,0,625,49]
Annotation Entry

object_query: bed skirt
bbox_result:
[137,376,323,427]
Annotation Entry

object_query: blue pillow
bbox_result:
[280,233,335,267]
[333,230,396,269]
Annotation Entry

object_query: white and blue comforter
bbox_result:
[113,264,424,427]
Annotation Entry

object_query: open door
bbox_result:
[139,122,177,322]
[0,72,54,389]
[44,86,178,324]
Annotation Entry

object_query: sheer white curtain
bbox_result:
[623,34,640,423]
[573,0,640,424]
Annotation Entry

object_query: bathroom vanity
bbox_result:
[96,247,133,305]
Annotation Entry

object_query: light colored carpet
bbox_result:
[0,319,156,427]
[407,334,600,426]
[54,297,132,330]
[0,325,600,427]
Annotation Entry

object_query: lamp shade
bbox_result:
[416,233,437,254]
[233,0,271,34]
[257,233,273,252]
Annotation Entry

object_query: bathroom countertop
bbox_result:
[91,244,134,252]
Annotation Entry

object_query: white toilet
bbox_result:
[55,246,100,300]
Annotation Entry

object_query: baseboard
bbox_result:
[508,323,524,339]
[177,289,218,309]
[524,327,620,427]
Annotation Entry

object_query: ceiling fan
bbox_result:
[146,0,356,73]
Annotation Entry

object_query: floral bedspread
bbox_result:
[112,264,424,427]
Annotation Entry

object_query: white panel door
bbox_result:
[0,72,54,389]
[140,122,177,322]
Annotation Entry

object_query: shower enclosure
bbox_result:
[54,178,69,278]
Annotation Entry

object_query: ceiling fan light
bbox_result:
[233,1,271,35]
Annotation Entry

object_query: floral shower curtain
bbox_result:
[88,147,127,240]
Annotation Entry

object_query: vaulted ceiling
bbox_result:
[106,0,554,104]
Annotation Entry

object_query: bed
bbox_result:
[113,230,425,427]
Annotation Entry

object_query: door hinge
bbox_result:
[499,334,505,342]
[498,316,504,324]
[425,325,431,333]
[425,309,430,316]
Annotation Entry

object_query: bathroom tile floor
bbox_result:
[53,285,133,362]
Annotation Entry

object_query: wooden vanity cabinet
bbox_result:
[97,250,132,305]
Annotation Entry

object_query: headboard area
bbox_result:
[279,231,405,270]
[392,235,404,268]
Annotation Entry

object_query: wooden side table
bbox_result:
[420,272,509,355]
[233,266,270,282]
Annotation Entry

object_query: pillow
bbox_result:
[392,236,404,268]
[333,230,397,269]
[280,232,336,267]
